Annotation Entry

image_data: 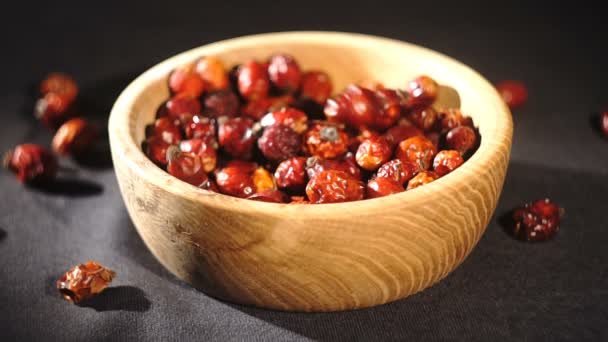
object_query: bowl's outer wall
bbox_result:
[109,32,513,312]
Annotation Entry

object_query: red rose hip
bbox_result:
[496,80,528,109]
[268,54,302,93]
[300,71,332,104]
[169,64,205,97]
[258,125,301,161]
[512,198,564,242]
[395,136,438,172]
[166,147,209,188]
[203,90,239,118]
[52,118,98,156]
[148,117,182,144]
[274,157,307,191]
[406,171,439,190]
[445,126,477,154]
[179,138,217,173]
[303,123,349,159]
[406,75,438,108]
[195,56,229,91]
[260,107,308,134]
[143,136,171,167]
[305,170,365,204]
[408,107,438,132]
[376,159,417,185]
[183,115,216,142]
[166,93,202,119]
[215,160,257,198]
[355,136,392,171]
[3,144,58,184]
[366,177,404,198]
[218,117,256,159]
[433,150,464,176]
[237,60,270,100]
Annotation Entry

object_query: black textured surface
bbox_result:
[1,2,607,341]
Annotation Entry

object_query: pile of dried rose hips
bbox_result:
[143,54,482,204]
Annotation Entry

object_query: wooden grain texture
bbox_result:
[108,32,513,312]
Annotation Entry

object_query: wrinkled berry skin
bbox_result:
[268,54,302,93]
[252,167,276,192]
[300,71,332,104]
[258,125,301,161]
[3,144,58,184]
[512,199,564,242]
[148,117,182,144]
[373,88,403,130]
[446,126,477,154]
[306,153,361,180]
[601,111,608,138]
[408,107,437,132]
[433,150,464,176]
[169,65,205,97]
[261,107,308,134]
[274,157,307,191]
[303,123,349,159]
[406,75,438,108]
[238,60,270,100]
[143,136,171,167]
[215,160,256,198]
[384,123,423,147]
[166,93,202,119]
[52,118,98,156]
[406,171,439,190]
[167,149,209,188]
[325,85,385,129]
[179,138,217,173]
[437,108,466,133]
[355,136,392,171]
[195,56,229,91]
[496,80,528,109]
[247,189,290,203]
[395,136,438,172]
[324,94,352,124]
[203,90,239,118]
[218,117,255,159]
[366,177,404,198]
[305,170,365,204]
[183,115,216,143]
[376,159,416,185]
[57,261,115,304]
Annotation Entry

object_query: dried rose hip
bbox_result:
[257,125,301,161]
[268,54,302,93]
[445,126,477,154]
[433,150,464,176]
[324,93,352,124]
[247,189,289,203]
[366,177,404,198]
[512,199,564,242]
[384,123,423,147]
[215,160,256,198]
[240,95,295,120]
[395,136,437,173]
[274,157,307,191]
[203,90,239,118]
[147,117,182,144]
[166,93,202,119]
[406,171,439,190]
[305,170,364,204]
[183,115,216,142]
[57,261,115,304]
[496,80,527,109]
[260,107,308,134]
[300,71,332,104]
[306,152,361,180]
[406,75,438,108]
[218,117,255,159]
[437,108,466,133]
[355,136,392,171]
[408,107,438,132]
[252,167,276,192]
[3,144,58,184]
[40,73,78,102]
[169,64,205,97]
[143,136,171,167]
[601,111,608,138]
[34,92,74,129]
[179,138,217,173]
[343,85,382,128]
[376,159,417,185]
[195,56,229,91]
[166,147,209,187]
[52,118,98,156]
[303,123,349,159]
[238,60,270,100]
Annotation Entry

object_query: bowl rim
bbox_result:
[109,31,513,216]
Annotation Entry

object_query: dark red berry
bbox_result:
[366,177,404,198]
[166,148,209,188]
[300,71,332,104]
[240,95,295,120]
[374,88,404,130]
[496,80,528,109]
[237,60,270,100]
[437,108,466,133]
[445,126,477,154]
[260,107,308,134]
[305,170,365,204]
[306,152,361,180]
[143,136,171,167]
[303,123,349,159]
[183,115,216,143]
[433,150,464,176]
[215,160,257,198]
[395,136,438,173]
[355,136,392,171]
[195,56,229,91]
[343,85,381,129]
[203,90,239,118]
[274,157,307,191]
[406,75,438,108]
[257,125,301,161]
[408,107,438,132]
[169,64,205,97]
[166,93,202,119]
[52,118,98,156]
[218,117,256,159]
[3,144,58,184]
[179,138,217,173]
[268,54,301,93]
[406,171,439,190]
[34,92,74,129]
[384,123,423,147]
[148,117,182,144]
[512,199,564,242]
[376,159,417,185]
[40,73,78,102]
[247,189,290,203]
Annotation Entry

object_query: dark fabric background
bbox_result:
[1,1,607,341]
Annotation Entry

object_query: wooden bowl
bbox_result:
[109,32,512,312]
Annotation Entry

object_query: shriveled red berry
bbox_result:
[376,159,417,185]
[218,117,255,159]
[195,56,229,91]
[274,157,307,191]
[247,189,289,203]
[300,71,333,104]
[179,138,217,173]
[437,108,466,133]
[305,170,365,204]
[408,107,438,132]
[433,150,464,176]
[512,199,564,242]
[143,136,171,167]
[237,60,270,100]
[252,167,276,193]
[496,80,528,109]
[240,95,295,120]
[3,144,58,184]
[34,92,74,128]
[446,126,477,154]
[343,85,382,129]
[395,136,438,172]
[203,90,239,118]
[148,117,182,144]
[348,128,380,152]
[258,125,301,161]
[183,115,216,142]
[166,93,202,119]
[215,160,257,198]
[601,111,608,138]
[324,94,352,124]
[366,177,404,198]
[40,73,78,102]
[303,123,349,159]
[57,261,115,304]
[261,107,308,134]
[52,118,98,156]
[166,148,209,188]
[406,75,438,108]
[169,64,205,97]
[268,54,301,93]
[406,171,439,190]
[355,136,392,171]
[384,123,423,147]
[306,152,361,180]
[374,88,404,130]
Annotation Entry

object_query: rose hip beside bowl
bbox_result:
[142,54,480,204]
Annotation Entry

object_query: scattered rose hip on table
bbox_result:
[52,118,98,156]
[35,73,79,128]
[511,199,564,242]
[495,80,528,109]
[57,261,115,304]
[3,144,58,184]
